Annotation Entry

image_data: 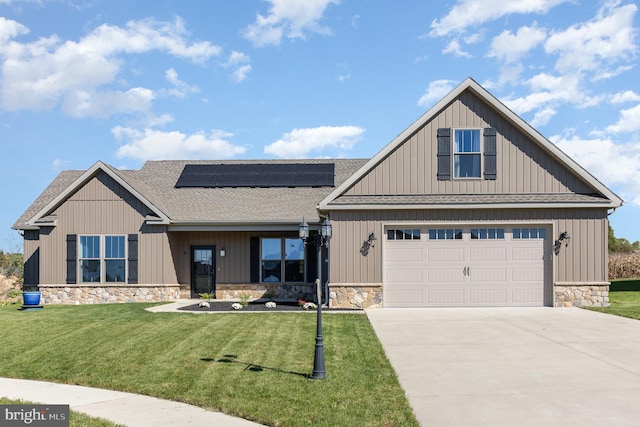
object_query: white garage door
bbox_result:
[384,226,551,307]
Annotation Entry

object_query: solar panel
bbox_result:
[175,163,335,188]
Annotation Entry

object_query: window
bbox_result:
[105,236,126,282]
[513,228,547,239]
[471,228,505,240]
[387,229,421,240]
[428,229,462,240]
[79,235,126,283]
[454,129,481,178]
[261,238,305,283]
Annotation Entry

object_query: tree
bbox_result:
[0,250,23,278]
[608,224,640,253]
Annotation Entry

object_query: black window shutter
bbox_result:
[250,237,260,283]
[483,127,497,180]
[437,128,451,180]
[66,234,77,284]
[128,234,138,284]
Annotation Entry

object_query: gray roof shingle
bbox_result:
[13,159,368,229]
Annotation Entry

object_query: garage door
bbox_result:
[384,226,551,307]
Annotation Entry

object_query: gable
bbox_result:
[320,78,622,210]
[52,171,152,233]
[346,90,594,197]
[18,161,170,229]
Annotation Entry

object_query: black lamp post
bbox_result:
[299,217,332,379]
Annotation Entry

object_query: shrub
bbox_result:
[239,293,251,307]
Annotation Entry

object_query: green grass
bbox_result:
[0,304,417,427]
[0,397,124,427]
[587,279,640,320]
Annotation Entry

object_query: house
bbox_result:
[13,78,622,308]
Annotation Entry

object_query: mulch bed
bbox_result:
[178,301,363,313]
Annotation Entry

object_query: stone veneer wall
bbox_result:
[216,283,383,309]
[37,284,181,304]
[215,283,316,302]
[329,284,383,309]
[554,282,609,307]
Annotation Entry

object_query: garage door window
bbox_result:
[428,229,462,240]
[513,228,546,239]
[471,228,505,240]
[387,229,421,240]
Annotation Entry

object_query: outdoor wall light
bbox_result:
[554,231,571,255]
[367,232,377,248]
[559,231,571,246]
[220,249,226,257]
[360,231,377,256]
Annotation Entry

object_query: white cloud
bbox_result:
[529,107,556,127]
[62,87,155,118]
[164,68,200,98]
[544,3,637,78]
[612,90,640,104]
[264,125,364,158]
[488,25,546,63]
[418,80,458,108]
[243,0,339,47]
[0,17,220,116]
[0,16,29,42]
[223,51,252,83]
[430,0,568,37]
[606,104,640,133]
[442,38,472,57]
[113,127,246,161]
[504,73,603,116]
[552,133,640,205]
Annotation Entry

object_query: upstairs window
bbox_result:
[454,129,481,178]
[437,127,496,181]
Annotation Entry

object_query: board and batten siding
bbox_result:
[168,230,302,286]
[329,208,608,286]
[38,171,176,285]
[346,90,594,196]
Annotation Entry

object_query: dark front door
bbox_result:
[191,246,216,298]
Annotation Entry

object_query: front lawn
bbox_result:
[0,304,417,427]
[587,279,640,320]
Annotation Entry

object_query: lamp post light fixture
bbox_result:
[299,216,332,379]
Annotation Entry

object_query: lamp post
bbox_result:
[299,217,332,379]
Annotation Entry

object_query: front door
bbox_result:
[191,246,216,298]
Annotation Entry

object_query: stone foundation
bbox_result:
[554,282,610,307]
[215,283,315,302]
[330,284,383,309]
[38,284,181,304]
[204,283,383,309]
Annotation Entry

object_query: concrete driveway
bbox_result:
[366,307,640,427]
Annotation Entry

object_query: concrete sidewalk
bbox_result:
[367,307,640,427]
[0,377,263,427]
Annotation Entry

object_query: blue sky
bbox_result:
[0,0,639,252]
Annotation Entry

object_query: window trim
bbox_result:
[452,128,483,179]
[260,237,305,283]
[513,227,547,240]
[387,229,421,241]
[78,234,127,284]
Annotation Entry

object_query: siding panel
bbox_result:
[343,90,594,198]
[330,208,607,287]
